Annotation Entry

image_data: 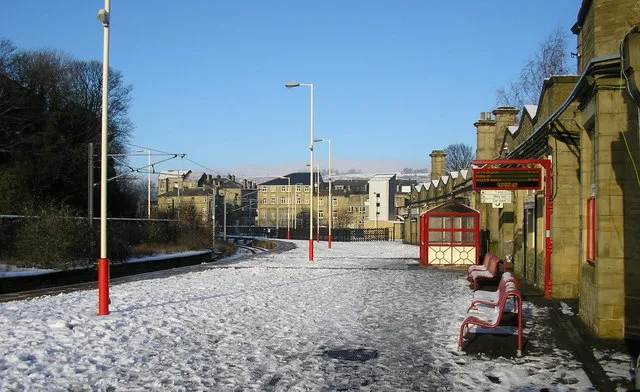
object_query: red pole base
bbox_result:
[308,239,314,261]
[287,229,291,240]
[97,257,110,316]
[328,234,332,249]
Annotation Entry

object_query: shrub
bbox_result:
[14,202,91,269]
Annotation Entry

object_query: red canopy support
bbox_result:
[472,159,553,299]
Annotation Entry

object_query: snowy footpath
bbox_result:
[0,241,596,391]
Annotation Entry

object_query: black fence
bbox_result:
[224,226,390,242]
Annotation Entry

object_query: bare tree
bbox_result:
[496,28,571,108]
[0,39,16,74]
[333,207,353,228]
[444,143,474,172]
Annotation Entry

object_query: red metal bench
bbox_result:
[467,272,516,312]
[458,275,523,356]
[468,254,501,290]
[466,252,492,280]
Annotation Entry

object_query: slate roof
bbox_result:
[260,172,322,186]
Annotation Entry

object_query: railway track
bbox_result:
[0,240,294,303]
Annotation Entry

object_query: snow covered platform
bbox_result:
[0,241,600,390]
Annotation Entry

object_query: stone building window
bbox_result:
[586,196,596,263]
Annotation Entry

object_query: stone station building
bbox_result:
[403,0,640,340]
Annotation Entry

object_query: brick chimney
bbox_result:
[474,112,497,160]
[430,150,447,179]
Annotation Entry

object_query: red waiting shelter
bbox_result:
[419,201,480,266]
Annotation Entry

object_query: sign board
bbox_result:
[481,190,512,204]
[473,167,542,190]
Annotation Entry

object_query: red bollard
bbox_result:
[308,239,314,261]
[97,258,110,316]
[328,234,332,249]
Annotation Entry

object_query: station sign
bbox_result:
[481,190,512,204]
[473,167,542,190]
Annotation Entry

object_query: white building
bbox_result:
[367,173,397,223]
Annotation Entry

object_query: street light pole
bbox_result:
[223,192,227,242]
[147,148,151,219]
[212,186,216,251]
[314,138,333,248]
[316,166,320,242]
[285,82,314,261]
[294,183,300,230]
[279,176,291,239]
[97,0,111,316]
[328,139,333,248]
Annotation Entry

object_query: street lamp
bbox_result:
[315,138,333,248]
[96,0,111,316]
[173,183,182,221]
[316,166,320,242]
[293,183,301,230]
[285,81,314,261]
[306,163,321,243]
[278,176,292,239]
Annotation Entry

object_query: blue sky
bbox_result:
[1,1,580,176]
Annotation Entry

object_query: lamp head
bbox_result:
[285,82,301,88]
[97,9,109,26]
[313,138,323,143]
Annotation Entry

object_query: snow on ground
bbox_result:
[559,301,575,316]
[0,264,57,278]
[593,348,633,391]
[1,240,594,391]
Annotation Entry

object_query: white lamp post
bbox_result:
[97,0,111,316]
[293,183,300,230]
[306,163,321,243]
[285,82,314,261]
[146,149,151,218]
[316,166,320,242]
[315,138,333,248]
[279,176,291,239]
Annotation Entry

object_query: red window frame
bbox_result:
[586,197,596,263]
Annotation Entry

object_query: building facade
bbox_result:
[256,174,370,229]
[157,172,256,225]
